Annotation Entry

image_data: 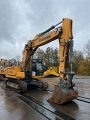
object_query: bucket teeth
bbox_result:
[47,84,78,104]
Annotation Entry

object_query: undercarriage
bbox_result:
[0,76,48,93]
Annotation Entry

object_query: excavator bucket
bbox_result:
[47,84,78,104]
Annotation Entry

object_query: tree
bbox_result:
[44,47,53,67]
[73,50,84,72]
[84,40,90,60]
[34,47,59,68]
[53,48,59,66]
[15,55,21,65]
[78,60,90,75]
[34,48,45,60]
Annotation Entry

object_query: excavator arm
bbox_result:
[22,23,61,74]
[23,18,73,80]
[22,18,78,104]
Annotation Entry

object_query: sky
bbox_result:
[0,0,90,59]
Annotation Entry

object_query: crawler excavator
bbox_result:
[0,18,78,104]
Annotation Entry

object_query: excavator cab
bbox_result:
[31,59,44,76]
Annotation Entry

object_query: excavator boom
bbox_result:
[22,18,78,104]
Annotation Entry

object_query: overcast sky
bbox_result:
[0,0,90,59]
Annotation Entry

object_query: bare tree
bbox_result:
[84,40,90,60]
[15,55,21,65]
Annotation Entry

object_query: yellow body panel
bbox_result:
[0,67,7,75]
[0,65,59,79]
[16,72,25,79]
[0,66,25,79]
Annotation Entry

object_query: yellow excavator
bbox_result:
[0,18,78,104]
